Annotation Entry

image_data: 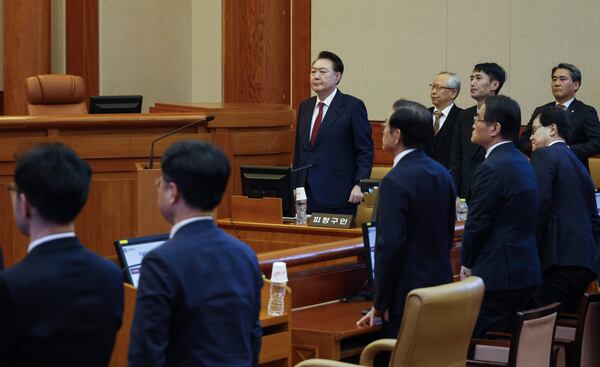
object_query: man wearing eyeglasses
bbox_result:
[461,95,541,337]
[427,72,463,169]
[450,63,506,201]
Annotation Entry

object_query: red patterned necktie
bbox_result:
[310,102,325,146]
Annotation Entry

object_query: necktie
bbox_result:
[557,104,567,111]
[310,102,325,146]
[433,110,442,135]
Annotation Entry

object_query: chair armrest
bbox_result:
[467,360,508,367]
[470,338,511,348]
[359,338,396,366]
[484,331,512,340]
[295,359,361,367]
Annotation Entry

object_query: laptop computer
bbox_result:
[114,233,169,288]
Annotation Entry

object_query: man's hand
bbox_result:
[356,306,387,327]
[460,266,472,280]
[348,184,364,204]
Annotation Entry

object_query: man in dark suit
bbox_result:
[427,71,463,169]
[0,143,124,367]
[129,140,262,367]
[293,50,373,215]
[528,106,599,312]
[461,95,541,337]
[357,100,455,338]
[519,63,600,169]
[450,63,506,201]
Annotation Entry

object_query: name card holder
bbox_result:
[308,213,354,229]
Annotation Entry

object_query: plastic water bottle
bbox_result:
[457,198,468,221]
[295,187,308,225]
[268,262,288,317]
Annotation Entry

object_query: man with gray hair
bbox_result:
[519,63,600,169]
[427,72,463,169]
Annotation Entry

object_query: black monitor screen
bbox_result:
[362,221,377,287]
[240,165,294,218]
[89,95,143,114]
[114,233,168,287]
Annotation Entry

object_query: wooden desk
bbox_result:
[292,301,381,364]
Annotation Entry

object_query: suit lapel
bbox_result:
[311,91,344,148]
[436,105,458,142]
[300,97,317,150]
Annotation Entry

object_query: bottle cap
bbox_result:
[459,198,466,203]
[270,261,288,282]
[296,187,307,201]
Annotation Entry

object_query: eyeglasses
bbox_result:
[429,84,454,91]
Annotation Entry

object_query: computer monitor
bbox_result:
[240,165,294,218]
[362,221,377,287]
[89,95,143,114]
[114,233,169,287]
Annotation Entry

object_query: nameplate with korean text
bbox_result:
[307,213,354,228]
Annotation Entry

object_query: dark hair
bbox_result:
[483,95,521,140]
[535,106,573,141]
[314,50,344,74]
[14,143,91,224]
[473,63,507,94]
[161,140,230,211]
[552,63,582,85]
[389,99,433,150]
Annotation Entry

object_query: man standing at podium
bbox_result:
[293,50,373,215]
[358,100,455,337]
[129,140,263,367]
[0,143,124,366]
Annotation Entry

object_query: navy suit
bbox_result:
[462,142,541,336]
[427,105,463,169]
[530,143,599,311]
[129,220,263,367]
[374,150,455,337]
[519,99,600,168]
[293,90,373,214]
[0,237,124,367]
[449,106,485,200]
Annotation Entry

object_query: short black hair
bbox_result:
[14,143,91,224]
[389,99,433,150]
[483,95,521,141]
[552,63,582,85]
[314,50,344,74]
[473,63,507,94]
[535,106,573,141]
[161,140,230,211]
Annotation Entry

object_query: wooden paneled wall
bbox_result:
[66,0,99,98]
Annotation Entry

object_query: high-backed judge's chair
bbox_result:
[295,276,485,367]
[26,74,87,115]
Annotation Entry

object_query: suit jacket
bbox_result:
[449,105,485,200]
[531,142,600,273]
[427,104,463,169]
[374,150,455,326]
[519,99,600,168]
[129,220,263,367]
[461,142,542,291]
[293,90,374,211]
[0,237,124,367]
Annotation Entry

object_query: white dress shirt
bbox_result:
[433,103,454,131]
[309,88,338,139]
[169,216,213,238]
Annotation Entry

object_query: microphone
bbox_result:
[147,115,215,169]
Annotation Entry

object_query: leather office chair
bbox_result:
[468,302,561,367]
[356,165,391,226]
[295,276,485,367]
[26,74,87,115]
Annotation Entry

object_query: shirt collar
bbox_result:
[393,148,417,167]
[434,103,454,117]
[317,88,338,108]
[485,141,511,159]
[548,139,566,146]
[28,232,76,253]
[170,216,213,238]
[557,97,575,109]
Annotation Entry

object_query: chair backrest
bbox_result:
[510,302,561,367]
[389,276,484,367]
[575,293,600,367]
[108,283,137,367]
[356,188,378,226]
[26,74,88,115]
[370,165,391,180]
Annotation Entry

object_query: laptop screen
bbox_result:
[114,234,168,288]
[361,222,377,286]
[595,191,600,213]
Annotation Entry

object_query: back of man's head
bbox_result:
[536,106,573,141]
[161,140,230,211]
[473,63,506,94]
[315,50,344,74]
[14,143,91,224]
[390,99,434,150]
[483,95,521,141]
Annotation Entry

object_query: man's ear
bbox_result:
[490,121,502,137]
